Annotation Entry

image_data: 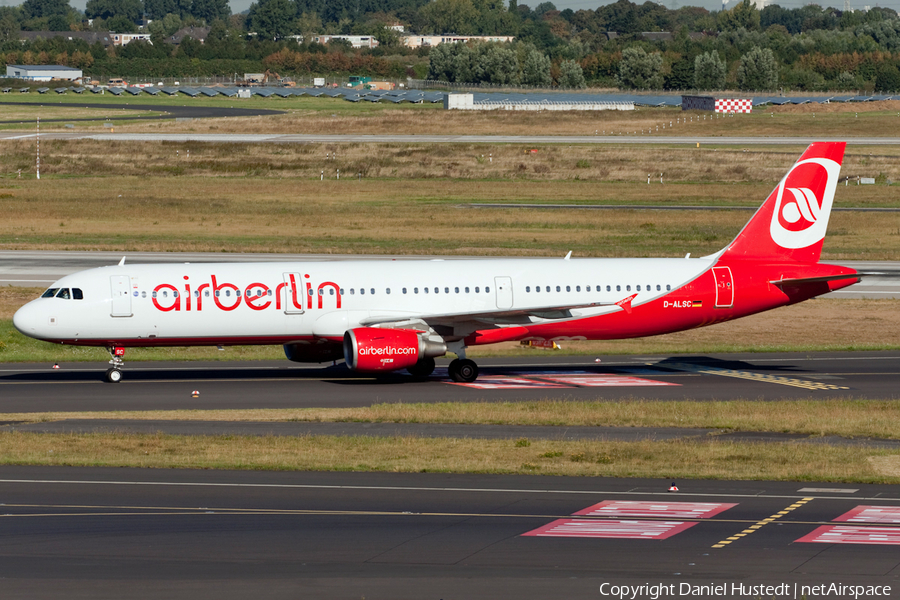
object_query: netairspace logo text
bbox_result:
[599,582,892,600]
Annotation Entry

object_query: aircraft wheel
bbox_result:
[407,356,436,378]
[105,368,123,383]
[448,358,478,383]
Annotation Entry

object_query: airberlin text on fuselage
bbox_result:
[151,274,341,313]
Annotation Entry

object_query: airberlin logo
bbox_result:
[770,157,840,250]
[151,274,342,313]
[358,346,416,356]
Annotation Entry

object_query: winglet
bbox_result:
[118,256,126,266]
[564,251,572,260]
[615,293,638,314]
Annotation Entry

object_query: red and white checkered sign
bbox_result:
[796,525,900,545]
[573,501,736,520]
[714,98,752,113]
[834,506,900,524]
[522,519,697,539]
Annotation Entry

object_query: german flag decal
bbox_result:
[692,300,703,307]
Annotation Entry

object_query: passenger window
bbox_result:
[329,288,335,295]
[424,288,429,294]
[339,289,343,296]
[360,288,365,295]
[224,290,230,297]
[73,288,83,300]
[370,288,375,295]
[475,287,480,293]
[545,286,550,292]
[152,291,157,298]
[444,287,449,294]
[535,286,540,292]
[465,287,470,293]
[586,285,591,292]
[163,291,168,298]
[656,285,661,291]
[193,290,199,297]
[434,287,438,294]
[526,286,531,292]
[56,288,70,299]
[616,285,621,292]
[455,287,459,293]
[606,285,611,292]
[205,291,210,297]
[636,285,641,291]
[555,286,560,292]
[666,284,671,291]
[42,288,59,298]
[141,291,146,298]
[414,287,418,294]
[308,289,314,296]
[350,289,355,295]
[386,288,391,294]
[485,287,490,293]
[174,291,179,298]
[403,288,407,294]
[235,290,240,297]
[566,285,571,292]
[576,286,580,292]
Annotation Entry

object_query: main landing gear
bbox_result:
[105,346,126,383]
[407,356,436,378]
[448,358,478,383]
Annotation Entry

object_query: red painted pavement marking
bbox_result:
[796,525,900,545]
[833,506,900,524]
[573,500,737,519]
[522,519,697,539]
[541,376,679,387]
[446,377,569,389]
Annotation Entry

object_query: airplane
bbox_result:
[13,141,861,384]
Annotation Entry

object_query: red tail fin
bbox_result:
[720,142,846,264]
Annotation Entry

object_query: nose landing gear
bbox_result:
[105,346,126,383]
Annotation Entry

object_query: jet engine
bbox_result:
[343,327,446,372]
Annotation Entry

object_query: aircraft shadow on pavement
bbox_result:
[0,356,810,384]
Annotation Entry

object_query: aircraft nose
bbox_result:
[13,301,42,338]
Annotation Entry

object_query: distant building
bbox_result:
[168,26,211,45]
[401,35,515,48]
[311,35,379,49]
[16,31,113,47]
[6,65,83,82]
[111,33,152,46]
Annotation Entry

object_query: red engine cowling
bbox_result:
[343,328,423,372]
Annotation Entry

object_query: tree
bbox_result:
[521,46,551,86]
[664,57,693,90]
[718,0,759,31]
[736,45,777,91]
[875,64,900,92]
[472,42,519,84]
[693,50,725,90]
[21,0,71,19]
[249,0,296,38]
[557,58,585,88]
[419,0,478,35]
[106,14,139,32]
[191,0,232,24]
[616,46,662,90]
[85,0,141,22]
[0,10,20,41]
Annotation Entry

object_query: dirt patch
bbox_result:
[768,99,900,114]
[868,455,900,476]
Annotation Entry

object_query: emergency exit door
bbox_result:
[494,276,513,309]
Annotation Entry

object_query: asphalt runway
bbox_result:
[1,251,896,298]
[0,352,897,412]
[1,465,898,599]
[0,101,284,123]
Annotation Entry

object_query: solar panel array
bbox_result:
[16,86,900,107]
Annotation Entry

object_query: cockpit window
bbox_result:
[73,288,83,300]
[55,288,71,299]
[41,288,59,298]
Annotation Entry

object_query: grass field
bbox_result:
[0,431,897,482]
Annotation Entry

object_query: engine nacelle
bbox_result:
[343,328,445,372]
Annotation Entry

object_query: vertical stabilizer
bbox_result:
[720,142,846,264]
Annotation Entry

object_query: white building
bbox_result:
[402,35,515,48]
[310,35,379,49]
[6,65,83,82]
[111,33,152,46]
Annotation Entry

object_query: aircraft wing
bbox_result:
[359,300,620,328]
